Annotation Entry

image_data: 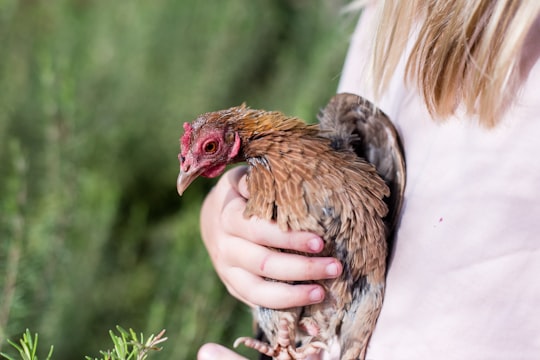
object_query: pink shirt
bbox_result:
[338,7,540,360]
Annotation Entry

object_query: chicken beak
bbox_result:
[177,167,199,196]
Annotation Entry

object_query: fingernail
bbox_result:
[307,238,322,252]
[309,287,324,302]
[326,262,339,277]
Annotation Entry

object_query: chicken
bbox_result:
[177,93,406,360]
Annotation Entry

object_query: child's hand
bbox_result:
[199,166,343,309]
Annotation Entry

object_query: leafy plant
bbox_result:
[0,327,166,360]
[0,329,53,360]
[85,326,167,360]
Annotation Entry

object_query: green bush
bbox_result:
[0,0,356,358]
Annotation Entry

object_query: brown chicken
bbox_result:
[177,93,405,360]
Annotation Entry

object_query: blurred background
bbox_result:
[0,0,358,358]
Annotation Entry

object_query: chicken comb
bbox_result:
[180,122,193,158]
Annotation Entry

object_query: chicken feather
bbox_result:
[177,93,406,360]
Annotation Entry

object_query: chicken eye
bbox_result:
[203,141,218,153]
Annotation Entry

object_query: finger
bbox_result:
[246,218,325,253]
[221,207,325,254]
[224,165,249,198]
[213,224,341,283]
[225,242,342,282]
[237,173,249,198]
[226,267,326,309]
[198,343,248,360]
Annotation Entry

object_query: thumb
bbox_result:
[197,343,249,360]
[226,165,249,198]
[238,172,249,199]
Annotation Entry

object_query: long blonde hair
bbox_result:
[362,0,540,127]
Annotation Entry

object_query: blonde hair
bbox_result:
[365,0,540,127]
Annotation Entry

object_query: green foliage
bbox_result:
[0,327,165,360]
[0,329,53,360]
[0,0,357,358]
[85,327,167,360]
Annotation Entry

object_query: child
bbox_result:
[198,1,540,358]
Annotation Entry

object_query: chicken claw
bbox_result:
[234,314,326,359]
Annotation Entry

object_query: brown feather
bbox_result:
[230,102,389,359]
[183,94,406,359]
